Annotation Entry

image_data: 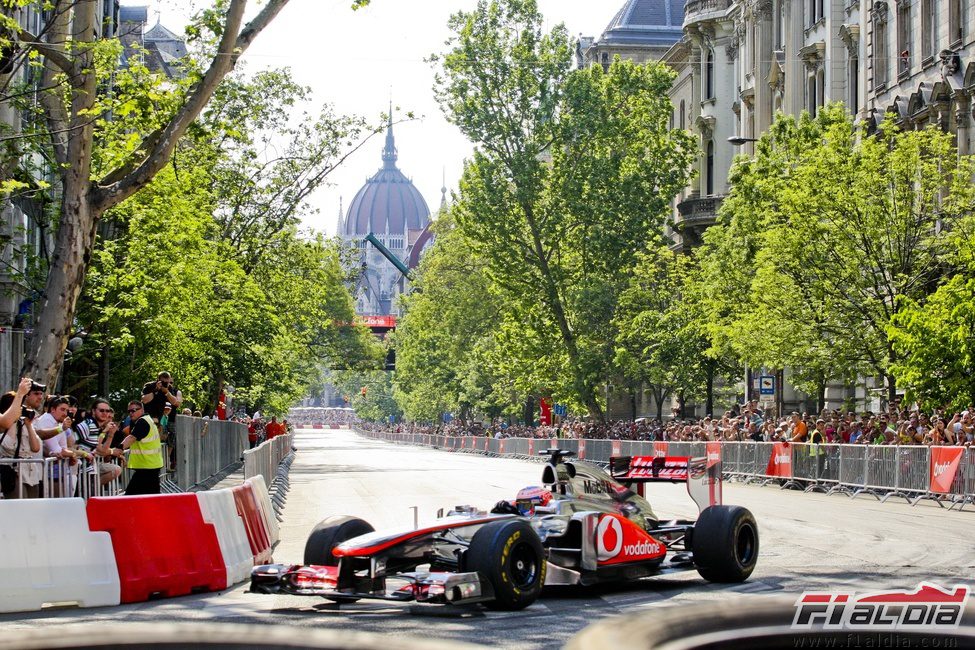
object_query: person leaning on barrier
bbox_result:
[121,401,163,495]
[38,396,78,497]
[0,381,43,499]
[74,398,123,489]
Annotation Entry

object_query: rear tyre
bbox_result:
[692,505,758,583]
[304,516,375,603]
[465,519,545,610]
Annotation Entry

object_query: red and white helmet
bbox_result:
[516,486,553,506]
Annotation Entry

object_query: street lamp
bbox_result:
[727,136,759,146]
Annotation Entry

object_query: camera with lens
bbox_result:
[21,407,35,420]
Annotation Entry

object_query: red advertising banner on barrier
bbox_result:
[929,447,964,493]
[499,440,505,454]
[765,442,792,478]
[527,439,535,456]
[653,442,668,458]
[706,442,721,468]
[611,441,621,457]
[578,440,586,459]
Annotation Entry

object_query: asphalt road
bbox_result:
[2,428,974,649]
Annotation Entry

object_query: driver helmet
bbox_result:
[516,486,553,510]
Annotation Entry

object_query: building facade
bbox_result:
[340,116,434,317]
[596,0,975,415]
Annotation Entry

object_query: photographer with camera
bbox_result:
[74,398,123,492]
[0,379,43,499]
[141,371,183,423]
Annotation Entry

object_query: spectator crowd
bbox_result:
[0,370,293,501]
[361,400,975,447]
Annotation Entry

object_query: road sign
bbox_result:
[759,375,776,395]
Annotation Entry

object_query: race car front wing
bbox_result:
[250,563,495,605]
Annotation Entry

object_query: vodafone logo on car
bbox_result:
[597,515,662,563]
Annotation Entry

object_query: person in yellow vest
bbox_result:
[121,400,163,495]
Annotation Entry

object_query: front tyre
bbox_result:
[692,505,759,583]
[304,515,375,603]
[466,519,545,610]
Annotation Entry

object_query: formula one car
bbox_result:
[250,449,758,610]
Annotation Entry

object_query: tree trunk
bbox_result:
[21,1,98,387]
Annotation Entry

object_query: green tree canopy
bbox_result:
[434,0,695,419]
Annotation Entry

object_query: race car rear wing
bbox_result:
[610,455,722,512]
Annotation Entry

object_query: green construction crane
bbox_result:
[364,232,413,280]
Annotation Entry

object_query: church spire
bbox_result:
[382,101,398,169]
[440,167,447,210]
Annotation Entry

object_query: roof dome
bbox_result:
[596,0,684,48]
[342,114,431,237]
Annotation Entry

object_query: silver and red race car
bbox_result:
[250,449,758,610]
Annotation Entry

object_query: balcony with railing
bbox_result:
[684,0,731,26]
[673,195,724,250]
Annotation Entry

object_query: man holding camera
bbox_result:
[141,371,183,422]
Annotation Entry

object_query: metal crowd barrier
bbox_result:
[0,455,126,499]
[354,428,975,509]
[243,433,294,487]
[174,416,248,491]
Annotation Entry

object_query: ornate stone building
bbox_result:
[340,116,435,317]
[666,0,975,252]
[595,0,975,414]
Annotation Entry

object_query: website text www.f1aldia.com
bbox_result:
[792,634,960,648]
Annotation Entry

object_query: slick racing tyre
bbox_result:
[692,505,758,583]
[304,516,375,603]
[465,519,545,610]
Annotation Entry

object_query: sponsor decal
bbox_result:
[596,516,623,561]
[929,447,964,494]
[706,441,721,468]
[765,441,792,478]
[596,514,663,564]
[653,442,668,458]
[622,456,690,481]
[793,583,969,631]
